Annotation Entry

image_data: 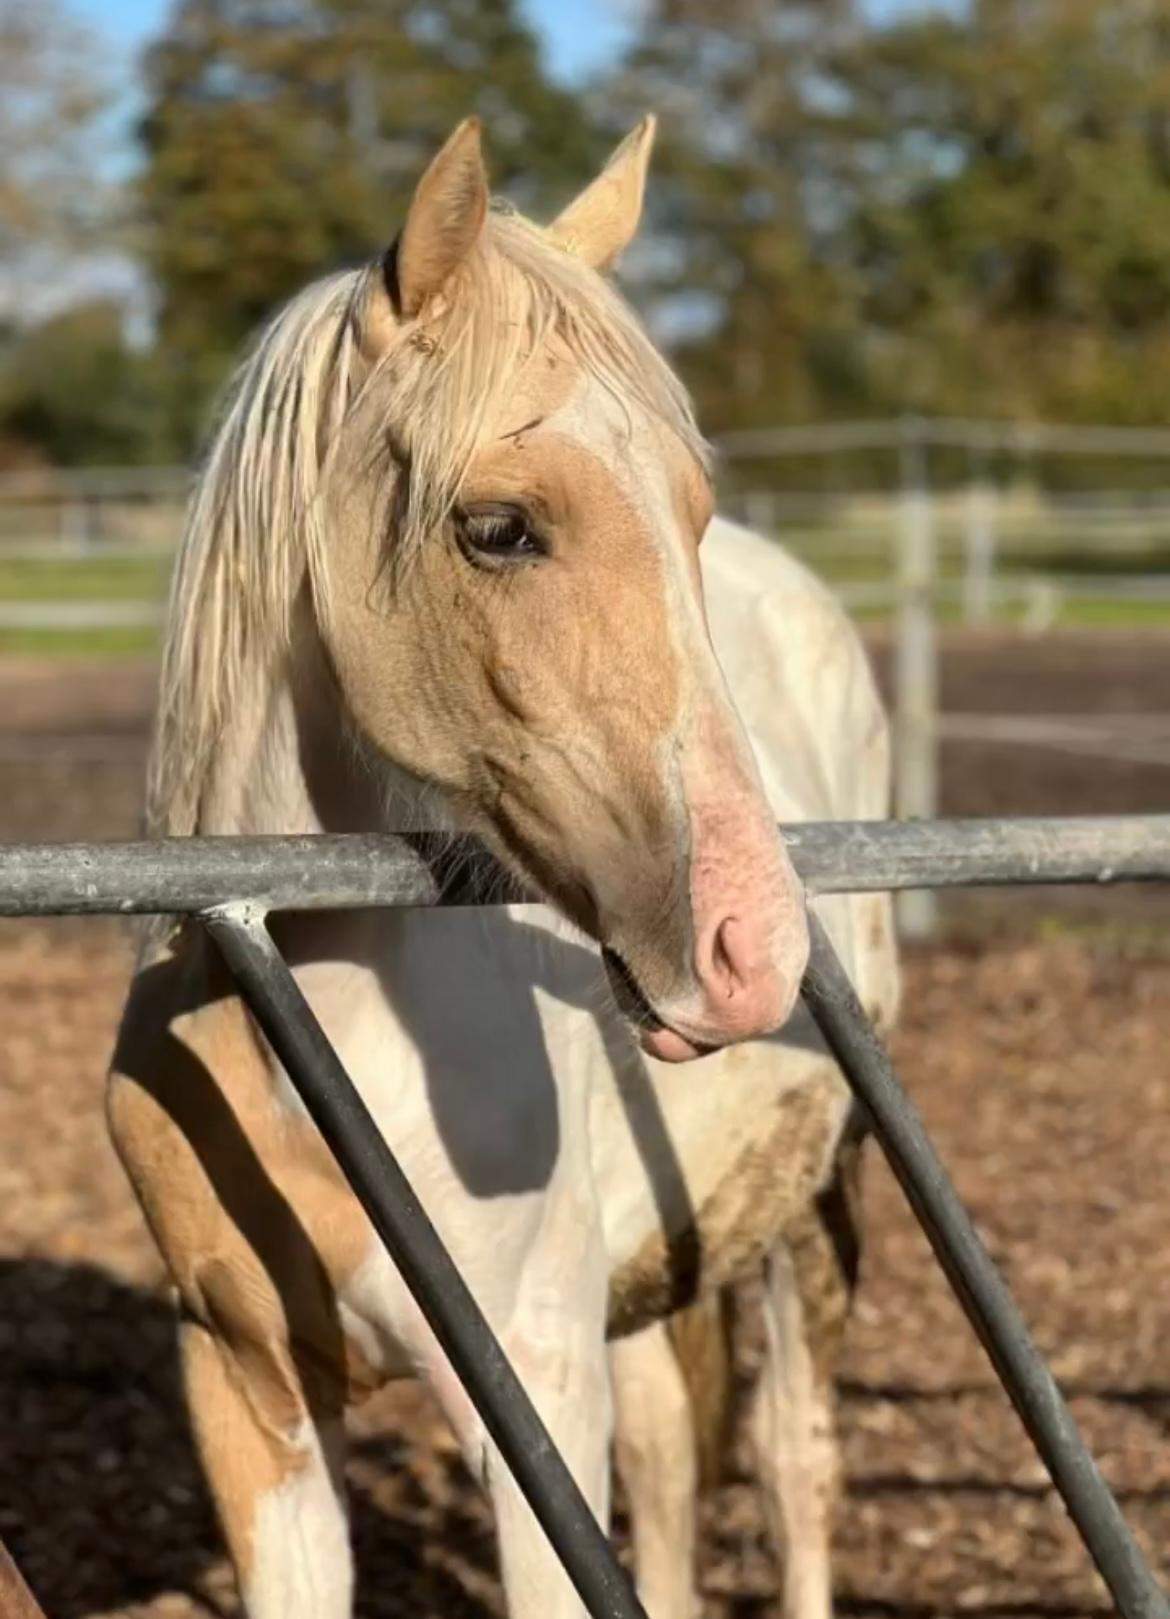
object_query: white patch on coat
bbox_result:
[245,1418,351,1619]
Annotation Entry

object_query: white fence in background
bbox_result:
[733,485,1170,631]
[0,465,188,551]
[721,418,1170,936]
[4,423,1170,937]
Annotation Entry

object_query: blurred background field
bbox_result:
[2,0,1169,825]
[7,442,1170,654]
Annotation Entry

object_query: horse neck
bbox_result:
[194,612,429,838]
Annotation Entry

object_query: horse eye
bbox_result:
[457,506,544,567]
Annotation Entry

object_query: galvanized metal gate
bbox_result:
[2,815,1169,1619]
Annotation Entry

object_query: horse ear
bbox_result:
[392,117,489,318]
[548,116,656,270]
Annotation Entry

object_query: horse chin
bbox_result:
[637,1025,712,1064]
[601,945,716,1064]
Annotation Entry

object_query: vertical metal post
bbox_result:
[203,907,647,1619]
[963,465,997,625]
[60,498,81,550]
[801,913,1169,1619]
[895,419,939,938]
[61,492,95,553]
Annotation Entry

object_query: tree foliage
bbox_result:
[0,0,108,246]
[139,0,600,445]
[0,0,110,295]
[617,0,1170,429]
[15,0,1170,466]
[0,302,180,466]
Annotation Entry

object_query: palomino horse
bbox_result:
[109,118,898,1619]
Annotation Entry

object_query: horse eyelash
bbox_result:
[470,512,516,539]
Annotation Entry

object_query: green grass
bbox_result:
[0,553,167,655]
[0,554,170,603]
[794,551,1170,627]
[0,625,159,656]
[1,545,1168,659]
[1034,910,1170,955]
[1056,597,1170,627]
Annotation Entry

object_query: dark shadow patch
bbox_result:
[0,1257,512,1617]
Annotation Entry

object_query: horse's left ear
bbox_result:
[548,115,656,270]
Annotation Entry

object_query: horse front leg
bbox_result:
[427,1240,613,1618]
[753,1142,862,1619]
[492,1317,613,1619]
[181,1314,353,1619]
[610,1317,703,1619]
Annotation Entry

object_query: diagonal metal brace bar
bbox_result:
[0,1539,50,1619]
[801,912,1169,1619]
[202,905,647,1619]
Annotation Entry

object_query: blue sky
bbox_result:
[78,0,645,83]
[77,1,941,94]
[14,0,952,325]
[72,0,946,184]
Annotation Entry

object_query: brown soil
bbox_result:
[0,635,1168,1617]
[1,925,1166,1618]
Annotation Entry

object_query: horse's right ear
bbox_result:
[384,118,489,322]
[548,116,656,270]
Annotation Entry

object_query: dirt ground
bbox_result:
[1,632,1168,1618]
[3,628,1170,836]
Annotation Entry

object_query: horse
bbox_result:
[108,116,898,1619]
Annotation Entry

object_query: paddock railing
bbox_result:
[2,815,1169,1619]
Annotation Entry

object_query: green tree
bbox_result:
[0,301,180,465]
[0,0,111,311]
[827,0,1170,421]
[615,0,1170,430]
[607,0,868,430]
[139,0,600,448]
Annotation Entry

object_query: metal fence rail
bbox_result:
[2,815,1168,1619]
[2,814,1170,915]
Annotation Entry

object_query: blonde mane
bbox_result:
[147,208,709,836]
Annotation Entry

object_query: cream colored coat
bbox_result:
[111,516,897,1619]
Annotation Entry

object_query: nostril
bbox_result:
[689,909,796,1038]
[713,917,735,998]
[707,916,747,1002]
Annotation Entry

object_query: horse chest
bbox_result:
[603,1053,851,1338]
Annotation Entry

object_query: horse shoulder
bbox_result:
[107,927,385,1410]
